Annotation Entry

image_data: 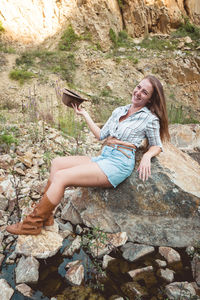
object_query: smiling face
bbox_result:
[131,79,154,109]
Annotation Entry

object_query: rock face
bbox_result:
[63,143,200,247]
[0,0,199,48]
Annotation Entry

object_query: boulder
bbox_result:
[15,227,63,259]
[63,143,200,247]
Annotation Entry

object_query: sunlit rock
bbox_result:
[0,279,14,300]
[16,283,34,298]
[65,260,84,286]
[15,228,63,259]
[15,256,39,284]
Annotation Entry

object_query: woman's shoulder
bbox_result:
[113,104,130,114]
[143,106,159,121]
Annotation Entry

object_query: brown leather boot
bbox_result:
[42,179,54,226]
[6,194,56,235]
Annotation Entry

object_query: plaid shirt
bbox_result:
[100,104,162,148]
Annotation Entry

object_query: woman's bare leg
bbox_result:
[46,162,112,205]
[49,156,92,181]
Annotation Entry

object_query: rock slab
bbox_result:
[65,143,200,247]
[15,228,63,259]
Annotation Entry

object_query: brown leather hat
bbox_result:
[62,88,88,108]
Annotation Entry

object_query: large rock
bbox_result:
[15,227,63,259]
[63,143,200,247]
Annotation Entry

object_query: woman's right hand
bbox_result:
[72,104,88,118]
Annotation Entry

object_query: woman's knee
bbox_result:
[51,157,63,172]
[51,170,68,187]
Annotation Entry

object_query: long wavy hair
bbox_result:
[145,75,170,141]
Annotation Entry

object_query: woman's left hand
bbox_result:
[137,153,151,181]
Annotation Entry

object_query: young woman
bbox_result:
[6,75,170,235]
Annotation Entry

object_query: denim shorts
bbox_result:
[91,145,136,188]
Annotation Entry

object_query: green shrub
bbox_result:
[0,21,5,33]
[172,17,200,40]
[109,29,130,48]
[9,69,36,85]
[59,25,79,51]
[139,36,177,51]
[0,133,18,152]
[109,28,117,47]
[168,104,199,124]
[16,52,35,66]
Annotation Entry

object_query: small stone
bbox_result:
[62,235,82,257]
[0,195,8,211]
[16,283,34,297]
[15,256,39,284]
[121,281,148,298]
[58,221,73,232]
[0,254,5,267]
[165,282,196,299]
[159,247,182,270]
[102,254,116,269]
[156,268,174,283]
[0,279,14,300]
[155,259,167,268]
[109,296,124,300]
[5,251,17,264]
[121,242,154,262]
[191,254,200,286]
[65,260,84,285]
[14,167,25,176]
[75,224,83,234]
[128,266,157,286]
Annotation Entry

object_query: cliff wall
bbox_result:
[0,0,199,49]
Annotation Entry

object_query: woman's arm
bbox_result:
[137,145,161,181]
[72,104,101,140]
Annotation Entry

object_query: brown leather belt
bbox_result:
[107,143,136,158]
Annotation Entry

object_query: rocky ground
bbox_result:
[0,119,200,299]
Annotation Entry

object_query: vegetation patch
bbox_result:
[167,104,199,124]
[0,21,5,33]
[139,36,178,51]
[9,68,36,85]
[172,17,200,41]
